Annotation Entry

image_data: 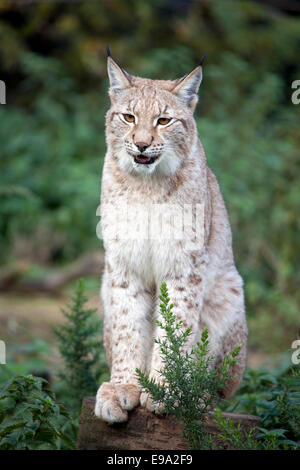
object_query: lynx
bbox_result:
[95,49,248,423]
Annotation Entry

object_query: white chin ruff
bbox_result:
[132,160,159,175]
[117,148,182,177]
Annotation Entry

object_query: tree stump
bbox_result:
[77,397,261,450]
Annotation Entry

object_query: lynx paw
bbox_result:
[95,382,140,423]
[140,392,165,414]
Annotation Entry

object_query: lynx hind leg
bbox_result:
[201,272,248,398]
[216,320,248,398]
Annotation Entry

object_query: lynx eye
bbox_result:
[157,117,171,126]
[123,114,135,123]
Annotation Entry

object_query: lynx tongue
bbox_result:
[136,155,150,163]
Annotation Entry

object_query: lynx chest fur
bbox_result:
[95,51,248,424]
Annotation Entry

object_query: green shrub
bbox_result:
[54,279,108,413]
[216,360,300,449]
[214,369,300,451]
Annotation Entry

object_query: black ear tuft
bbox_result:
[106,44,112,58]
[198,54,206,66]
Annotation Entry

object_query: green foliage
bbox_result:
[261,371,300,440]
[219,366,300,449]
[218,410,300,451]
[214,408,262,450]
[137,281,242,450]
[0,51,104,263]
[54,279,108,413]
[0,375,76,450]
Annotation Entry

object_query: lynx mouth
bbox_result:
[134,155,159,165]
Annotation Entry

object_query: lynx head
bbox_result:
[106,49,204,176]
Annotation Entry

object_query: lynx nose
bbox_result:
[135,142,149,153]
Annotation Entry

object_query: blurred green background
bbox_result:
[0,0,299,365]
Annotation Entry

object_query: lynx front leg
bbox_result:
[95,270,153,423]
[141,272,205,413]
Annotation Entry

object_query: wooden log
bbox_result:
[0,251,104,294]
[0,261,29,290]
[77,396,261,450]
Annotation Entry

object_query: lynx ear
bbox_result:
[172,56,205,112]
[106,46,131,101]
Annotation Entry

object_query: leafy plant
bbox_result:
[0,375,75,450]
[257,370,300,448]
[214,405,299,450]
[136,281,241,450]
[213,408,261,450]
[217,366,300,449]
[54,279,108,413]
